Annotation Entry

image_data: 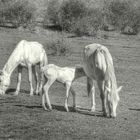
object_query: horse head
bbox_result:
[106,86,122,118]
[0,71,10,95]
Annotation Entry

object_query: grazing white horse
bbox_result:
[41,64,86,112]
[83,43,122,118]
[0,40,48,96]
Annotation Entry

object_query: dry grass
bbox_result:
[0,28,140,140]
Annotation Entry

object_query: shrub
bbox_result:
[71,11,103,36]
[44,0,61,26]
[59,0,87,31]
[104,0,140,33]
[0,1,36,27]
[45,0,103,36]
[46,36,69,56]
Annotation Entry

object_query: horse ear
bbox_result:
[117,86,123,93]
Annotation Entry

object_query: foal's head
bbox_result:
[0,71,10,95]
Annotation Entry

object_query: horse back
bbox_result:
[15,40,47,65]
[83,44,113,80]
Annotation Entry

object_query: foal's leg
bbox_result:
[28,64,34,96]
[32,66,39,95]
[98,80,107,116]
[15,65,22,95]
[64,82,71,112]
[42,78,55,110]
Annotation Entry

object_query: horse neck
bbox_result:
[3,51,20,77]
[106,61,117,87]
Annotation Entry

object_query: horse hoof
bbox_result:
[14,92,18,96]
[91,108,95,112]
[65,108,69,112]
[43,107,48,111]
[35,91,40,96]
[44,108,52,112]
[64,106,69,112]
[48,109,52,112]
[49,107,52,111]
[36,93,40,96]
[103,112,108,117]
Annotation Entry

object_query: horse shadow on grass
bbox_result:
[75,107,103,117]
[5,88,16,94]
[14,104,75,112]
[6,88,31,95]
[129,108,140,111]
[5,89,103,117]
[14,104,103,117]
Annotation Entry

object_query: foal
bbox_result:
[41,64,86,112]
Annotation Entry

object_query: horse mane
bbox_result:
[3,40,25,74]
[97,47,118,100]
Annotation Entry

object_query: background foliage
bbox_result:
[0,0,140,35]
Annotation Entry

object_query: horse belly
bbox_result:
[24,44,44,65]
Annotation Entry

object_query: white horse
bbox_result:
[0,40,48,96]
[41,64,86,112]
[83,43,122,118]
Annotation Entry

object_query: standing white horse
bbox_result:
[41,64,86,112]
[83,43,122,118]
[0,40,48,96]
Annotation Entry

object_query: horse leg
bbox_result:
[88,78,96,112]
[39,63,45,94]
[64,82,71,112]
[32,66,39,95]
[98,80,107,117]
[28,64,34,96]
[15,65,22,95]
[42,78,55,111]
[91,84,96,112]
[70,87,76,110]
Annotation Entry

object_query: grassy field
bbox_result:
[0,27,140,140]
